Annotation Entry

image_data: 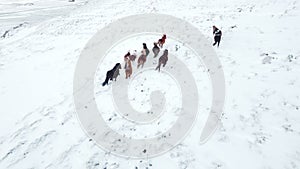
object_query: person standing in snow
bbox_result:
[213,25,222,47]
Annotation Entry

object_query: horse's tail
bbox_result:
[102,75,109,86]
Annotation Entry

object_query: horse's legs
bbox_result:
[163,62,166,67]
[155,63,161,72]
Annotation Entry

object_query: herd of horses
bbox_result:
[102,34,168,86]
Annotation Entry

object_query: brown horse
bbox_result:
[125,58,132,79]
[156,49,168,72]
[137,49,147,68]
[158,34,166,48]
[128,50,137,62]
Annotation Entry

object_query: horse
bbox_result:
[137,49,147,68]
[128,50,137,62]
[158,34,166,48]
[102,63,121,86]
[143,43,150,56]
[152,42,160,58]
[125,58,132,79]
[155,49,168,72]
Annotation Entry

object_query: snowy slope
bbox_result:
[0,0,300,168]
[0,0,87,34]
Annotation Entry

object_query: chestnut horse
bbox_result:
[125,58,132,79]
[158,34,166,48]
[129,50,137,62]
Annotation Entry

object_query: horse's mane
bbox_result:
[113,63,121,70]
[143,43,148,49]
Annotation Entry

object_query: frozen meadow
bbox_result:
[0,0,300,168]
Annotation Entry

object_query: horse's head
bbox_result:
[115,63,121,70]
[164,49,168,55]
[143,43,147,49]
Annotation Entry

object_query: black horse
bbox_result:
[102,63,121,86]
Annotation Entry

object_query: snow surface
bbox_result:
[0,0,300,168]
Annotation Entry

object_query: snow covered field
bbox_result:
[0,0,87,34]
[0,0,300,168]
